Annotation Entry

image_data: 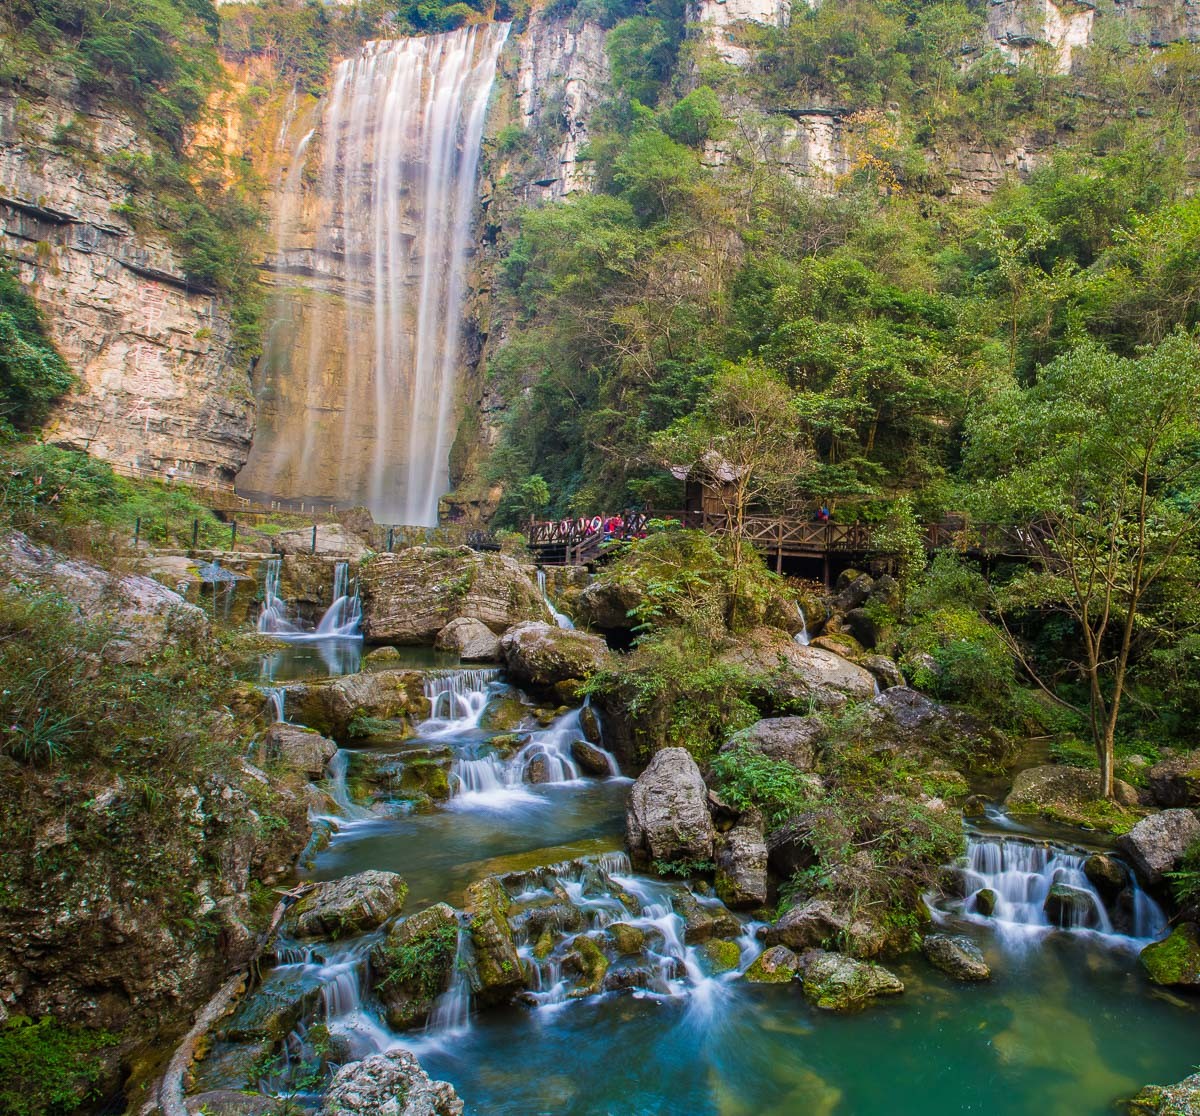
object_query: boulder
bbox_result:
[719,627,877,709]
[724,716,825,772]
[0,530,208,664]
[370,903,460,1029]
[865,687,1011,771]
[1043,883,1103,929]
[499,622,609,689]
[364,645,404,665]
[703,938,743,973]
[563,933,609,996]
[761,899,846,952]
[1117,809,1200,887]
[860,655,904,691]
[571,739,615,776]
[744,945,800,983]
[360,546,550,643]
[1148,751,1200,808]
[799,950,904,1012]
[282,670,426,739]
[922,934,990,981]
[843,607,879,649]
[576,578,644,631]
[274,523,371,561]
[832,572,874,614]
[216,965,324,1042]
[607,923,646,955]
[434,617,501,662]
[322,1049,463,1116]
[1083,854,1129,901]
[626,748,715,868]
[672,891,742,944]
[714,822,768,909]
[974,888,997,917]
[284,871,408,940]
[264,723,337,779]
[1127,1072,1200,1115]
[463,878,523,1006]
[1139,923,1200,990]
[1005,765,1140,828]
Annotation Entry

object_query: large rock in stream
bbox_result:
[799,950,904,1012]
[1005,764,1139,829]
[282,670,427,740]
[1127,1071,1200,1115]
[714,820,768,909]
[370,903,460,1029]
[263,723,338,779]
[1139,923,1200,990]
[499,621,609,689]
[322,1049,464,1116]
[360,546,550,643]
[626,747,715,869]
[463,878,524,1006]
[434,617,501,661]
[1118,809,1200,887]
[284,872,408,940]
[922,934,990,981]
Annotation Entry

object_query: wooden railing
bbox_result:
[527,510,1046,565]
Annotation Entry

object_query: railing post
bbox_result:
[387,526,394,552]
[230,519,238,550]
[311,524,317,554]
[133,516,141,549]
[192,518,199,552]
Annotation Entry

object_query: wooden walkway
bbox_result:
[527,511,1043,572]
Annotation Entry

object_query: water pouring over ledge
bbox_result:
[238,24,511,523]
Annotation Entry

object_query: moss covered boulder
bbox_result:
[263,723,337,779]
[464,877,523,1006]
[360,546,551,644]
[370,903,460,1029]
[499,621,610,689]
[1005,764,1140,831]
[564,934,609,997]
[719,628,876,710]
[800,951,904,1012]
[922,934,990,981]
[1127,1072,1200,1115]
[744,945,800,984]
[703,938,743,973]
[1140,923,1200,989]
[284,871,408,940]
[283,670,426,740]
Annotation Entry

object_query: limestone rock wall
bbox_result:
[0,71,253,488]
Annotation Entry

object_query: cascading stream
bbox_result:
[950,834,1167,948]
[537,569,575,630]
[240,24,510,523]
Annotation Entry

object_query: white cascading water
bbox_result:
[258,558,362,641]
[956,835,1166,949]
[793,604,810,646]
[537,569,575,630]
[242,24,510,523]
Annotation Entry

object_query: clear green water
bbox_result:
[412,940,1198,1115]
[264,652,1200,1112]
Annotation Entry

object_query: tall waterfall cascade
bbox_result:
[239,24,510,524]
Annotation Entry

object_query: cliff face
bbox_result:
[0,66,254,489]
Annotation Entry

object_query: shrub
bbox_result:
[0,1016,118,1116]
[710,740,816,826]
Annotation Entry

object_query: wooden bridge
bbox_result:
[527,511,1044,576]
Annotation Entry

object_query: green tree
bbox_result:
[0,259,73,430]
[965,331,1200,798]
[651,361,814,573]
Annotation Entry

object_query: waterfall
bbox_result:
[421,669,502,733]
[239,24,511,523]
[258,558,362,642]
[324,749,373,822]
[263,686,286,723]
[952,835,1167,949]
[427,928,473,1035]
[315,560,363,638]
[793,604,810,646]
[538,569,575,630]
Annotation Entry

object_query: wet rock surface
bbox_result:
[1118,809,1200,887]
[360,547,550,643]
[322,1049,464,1116]
[922,934,991,981]
[1139,923,1200,990]
[264,723,338,779]
[799,950,904,1012]
[285,872,409,939]
[626,747,715,868]
[499,621,610,689]
[434,617,501,661]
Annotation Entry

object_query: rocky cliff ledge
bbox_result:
[0,63,253,489]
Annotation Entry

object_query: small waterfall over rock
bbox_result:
[538,569,575,629]
[951,834,1166,949]
[793,604,810,646]
[240,24,510,522]
[258,558,362,641]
